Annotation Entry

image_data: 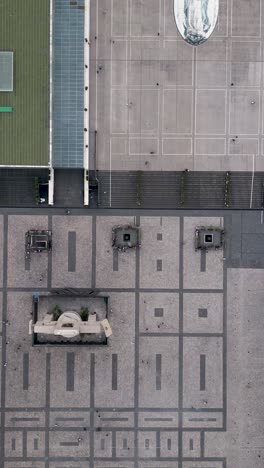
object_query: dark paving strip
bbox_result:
[0,207,231,216]
[66,352,75,391]
[11,438,15,450]
[22,430,27,457]
[156,259,162,271]
[60,441,79,447]
[45,353,51,468]
[90,353,95,468]
[100,417,128,422]
[11,417,40,422]
[113,249,119,272]
[68,231,76,272]
[200,355,206,391]
[223,217,228,432]
[178,216,184,468]
[6,426,86,432]
[189,438,193,451]
[47,214,52,290]
[25,256,31,271]
[111,354,118,390]
[55,417,84,422]
[168,438,172,451]
[23,353,29,390]
[156,430,160,458]
[112,430,117,458]
[134,215,140,468]
[139,332,223,337]
[6,407,87,411]
[200,250,206,272]
[189,418,217,422]
[6,405,223,413]
[155,354,162,390]
[0,214,8,466]
[92,216,96,289]
[144,418,173,422]
[34,438,38,450]
[5,286,223,293]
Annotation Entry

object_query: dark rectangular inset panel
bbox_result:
[112,354,118,390]
[200,354,206,391]
[113,249,119,272]
[156,354,162,390]
[25,256,30,271]
[11,438,16,450]
[68,231,76,272]
[198,308,208,318]
[23,353,29,390]
[157,233,163,241]
[157,259,163,271]
[66,352,75,391]
[200,250,206,272]
[189,438,193,450]
[154,308,164,317]
[60,441,79,446]
[34,438,38,450]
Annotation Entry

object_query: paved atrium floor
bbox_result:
[0,209,263,467]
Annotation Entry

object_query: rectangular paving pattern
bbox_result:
[1,211,264,467]
[90,0,264,173]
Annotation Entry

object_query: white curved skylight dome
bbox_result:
[174,0,219,46]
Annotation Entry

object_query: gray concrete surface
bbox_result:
[0,210,263,468]
[89,0,264,172]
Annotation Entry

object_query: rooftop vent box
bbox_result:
[25,230,52,260]
[195,226,224,251]
[112,225,141,252]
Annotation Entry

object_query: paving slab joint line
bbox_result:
[90,353,95,468]
[45,353,51,468]
[134,215,140,468]
[0,213,8,465]
[178,215,184,468]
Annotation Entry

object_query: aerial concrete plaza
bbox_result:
[1,0,264,466]
[0,210,263,467]
[90,0,264,173]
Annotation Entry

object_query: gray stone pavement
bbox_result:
[89,0,264,173]
[0,208,263,467]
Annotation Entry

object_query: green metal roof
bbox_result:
[0,0,49,166]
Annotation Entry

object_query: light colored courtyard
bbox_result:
[0,211,263,467]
